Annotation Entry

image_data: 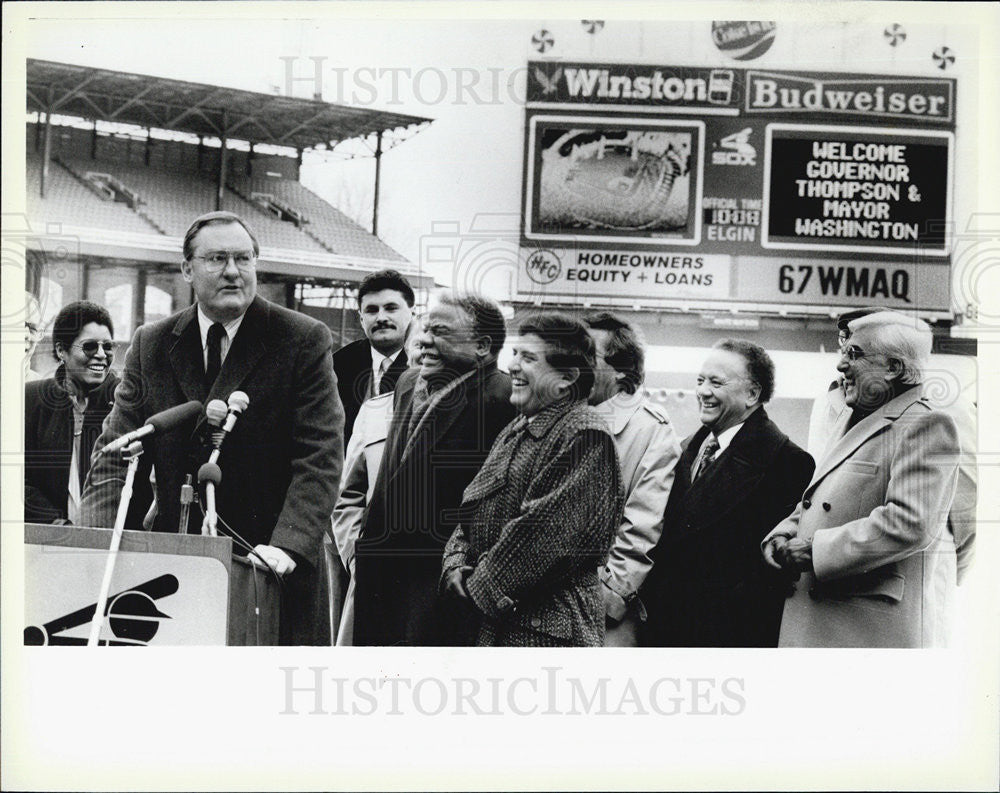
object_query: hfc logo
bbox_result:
[524,250,561,284]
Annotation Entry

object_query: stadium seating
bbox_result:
[26,151,159,236]
[230,175,405,261]
[27,130,407,263]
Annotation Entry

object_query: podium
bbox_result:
[24,523,280,646]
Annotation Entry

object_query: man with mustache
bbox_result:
[333,269,414,450]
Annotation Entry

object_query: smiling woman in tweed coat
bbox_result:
[441,313,624,647]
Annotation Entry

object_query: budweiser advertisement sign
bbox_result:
[745,71,954,123]
[520,60,957,311]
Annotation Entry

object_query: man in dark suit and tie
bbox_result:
[640,339,814,647]
[81,211,343,644]
[352,291,515,645]
[333,269,414,449]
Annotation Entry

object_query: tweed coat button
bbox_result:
[822,502,831,511]
[530,616,542,628]
[803,499,812,509]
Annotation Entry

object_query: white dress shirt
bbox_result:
[369,347,401,395]
[196,306,245,370]
[691,418,747,479]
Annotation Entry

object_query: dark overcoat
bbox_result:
[352,363,514,646]
[81,296,343,644]
[641,407,814,647]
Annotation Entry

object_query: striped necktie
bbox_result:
[693,435,720,482]
[371,356,390,398]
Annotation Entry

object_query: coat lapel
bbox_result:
[808,388,924,490]
[679,425,708,488]
[207,296,268,403]
[396,370,474,469]
[168,305,208,404]
[680,409,778,529]
[383,375,417,479]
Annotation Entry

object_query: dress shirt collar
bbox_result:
[713,420,745,455]
[196,306,245,352]
[697,419,745,464]
[370,346,401,377]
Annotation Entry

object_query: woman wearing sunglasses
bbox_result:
[25,300,119,524]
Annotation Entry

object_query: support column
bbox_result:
[40,96,53,198]
[144,127,152,166]
[134,268,147,328]
[372,131,383,236]
[91,120,99,159]
[81,261,91,301]
[216,111,228,211]
[338,286,348,346]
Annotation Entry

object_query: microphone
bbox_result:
[207,391,249,463]
[198,462,223,537]
[223,391,250,432]
[205,399,228,449]
[99,401,202,457]
[200,392,247,537]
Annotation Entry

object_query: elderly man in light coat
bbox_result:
[584,312,681,647]
[807,307,977,584]
[763,311,960,647]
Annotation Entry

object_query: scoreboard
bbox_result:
[518,63,955,312]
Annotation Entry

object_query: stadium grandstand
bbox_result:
[23,58,435,376]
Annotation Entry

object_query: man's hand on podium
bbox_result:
[249,544,297,576]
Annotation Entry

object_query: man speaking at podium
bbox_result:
[81,211,343,644]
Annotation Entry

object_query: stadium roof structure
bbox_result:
[26,58,433,151]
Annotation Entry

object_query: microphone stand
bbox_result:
[198,463,222,538]
[87,440,144,647]
[203,481,218,537]
[178,474,194,535]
